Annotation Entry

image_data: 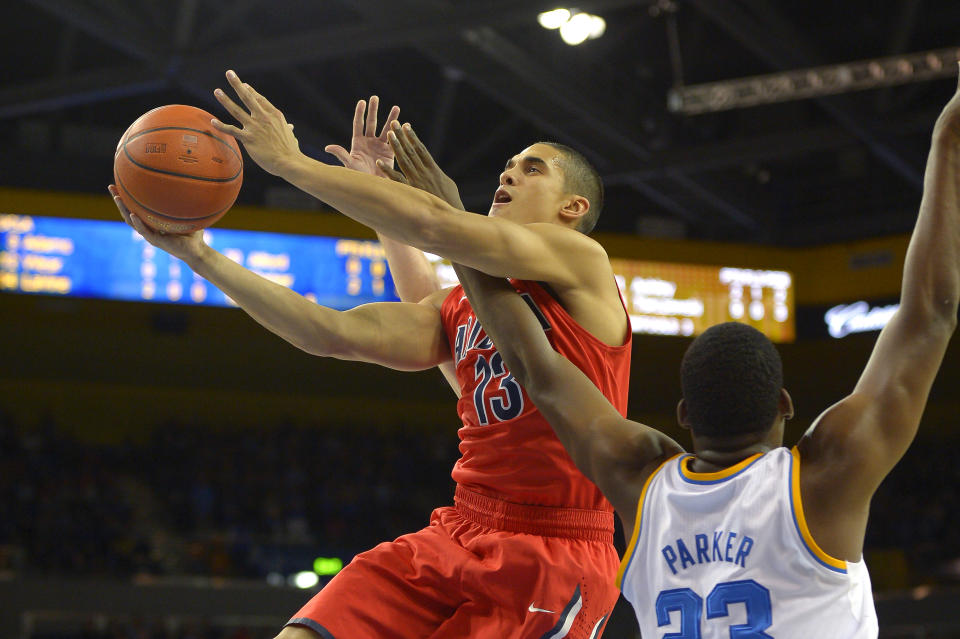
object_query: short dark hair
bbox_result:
[539,141,604,234]
[680,322,784,438]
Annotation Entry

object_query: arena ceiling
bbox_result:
[3,0,960,245]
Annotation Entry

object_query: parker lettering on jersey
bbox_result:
[618,448,879,638]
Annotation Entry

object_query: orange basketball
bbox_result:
[113,104,242,234]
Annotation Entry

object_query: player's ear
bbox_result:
[559,195,589,226]
[676,399,691,430]
[779,388,794,421]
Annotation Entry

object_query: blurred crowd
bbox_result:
[0,410,459,580]
[1,408,957,584]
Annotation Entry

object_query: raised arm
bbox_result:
[109,186,449,372]
[321,96,459,392]
[210,71,612,289]
[322,96,444,302]
[797,75,960,557]
[452,262,683,532]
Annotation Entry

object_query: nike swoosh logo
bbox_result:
[528,603,555,614]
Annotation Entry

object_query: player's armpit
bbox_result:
[312,298,451,372]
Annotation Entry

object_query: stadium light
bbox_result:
[292,571,320,589]
[537,8,570,29]
[537,8,606,45]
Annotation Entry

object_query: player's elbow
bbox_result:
[499,348,534,389]
[520,358,570,411]
[907,294,959,336]
[934,296,959,331]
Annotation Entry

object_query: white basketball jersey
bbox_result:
[617,447,878,638]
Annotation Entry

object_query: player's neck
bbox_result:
[688,427,783,473]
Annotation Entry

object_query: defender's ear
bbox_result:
[677,399,691,430]
[779,388,794,421]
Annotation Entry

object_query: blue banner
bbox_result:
[0,214,399,310]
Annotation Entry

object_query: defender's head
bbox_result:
[678,322,790,440]
[490,142,603,234]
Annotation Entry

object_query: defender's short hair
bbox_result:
[680,322,783,437]
[539,141,604,234]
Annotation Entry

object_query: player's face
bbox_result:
[489,144,569,224]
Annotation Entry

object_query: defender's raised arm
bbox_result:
[797,72,960,561]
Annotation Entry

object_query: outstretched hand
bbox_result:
[325,96,400,177]
[381,121,464,210]
[108,185,206,261]
[212,69,301,177]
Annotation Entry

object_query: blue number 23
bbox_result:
[655,579,772,639]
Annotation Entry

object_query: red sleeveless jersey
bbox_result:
[440,279,632,511]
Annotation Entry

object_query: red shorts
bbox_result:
[287,486,620,639]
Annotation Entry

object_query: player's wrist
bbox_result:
[275,150,312,182]
[179,240,214,270]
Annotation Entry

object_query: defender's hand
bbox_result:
[383,122,464,210]
[212,69,301,177]
[325,96,400,177]
[109,185,207,262]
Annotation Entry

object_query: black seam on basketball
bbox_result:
[124,126,242,182]
[116,171,229,223]
[127,125,242,163]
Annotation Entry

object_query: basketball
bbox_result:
[113,104,242,234]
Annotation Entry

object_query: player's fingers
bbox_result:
[365,96,379,136]
[108,186,167,237]
[250,89,280,117]
[242,81,286,122]
[224,70,260,113]
[376,160,407,185]
[108,185,132,222]
[402,123,437,169]
[213,88,251,126]
[227,71,277,119]
[380,105,400,140]
[352,100,366,138]
[388,129,417,176]
[324,144,352,167]
[396,124,426,172]
[128,212,149,235]
[210,118,246,140]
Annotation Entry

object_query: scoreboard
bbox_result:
[0,214,396,310]
[0,214,794,342]
[611,258,794,343]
